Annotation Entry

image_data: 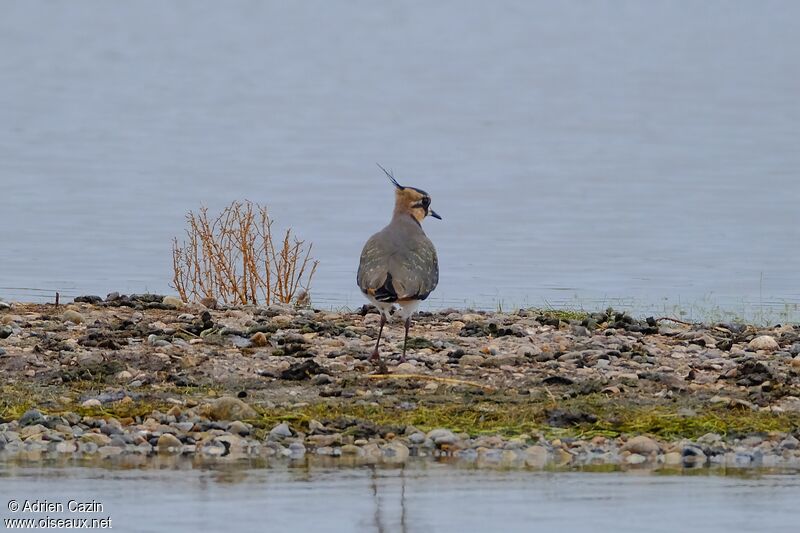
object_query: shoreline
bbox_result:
[1,294,799,470]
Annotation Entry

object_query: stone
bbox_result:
[81,399,102,408]
[625,453,648,465]
[205,396,257,421]
[62,310,83,324]
[227,420,250,436]
[622,435,660,455]
[340,444,363,455]
[307,434,341,447]
[56,441,78,453]
[162,296,184,309]
[427,428,457,445]
[250,332,269,347]
[459,354,485,367]
[18,409,46,427]
[396,362,417,373]
[524,445,549,468]
[157,433,183,453]
[663,451,682,465]
[200,297,218,309]
[748,336,779,352]
[0,326,12,339]
[288,442,306,456]
[269,422,293,440]
[81,433,112,446]
[682,445,707,466]
[382,441,410,461]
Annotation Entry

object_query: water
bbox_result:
[1,1,798,320]
[2,461,799,532]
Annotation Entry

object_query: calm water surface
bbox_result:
[1,1,798,320]
[2,462,800,533]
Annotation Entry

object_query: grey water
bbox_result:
[1,0,799,321]
[2,462,800,533]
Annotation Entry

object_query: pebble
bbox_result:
[625,453,648,465]
[250,332,269,347]
[622,435,660,455]
[157,433,183,453]
[162,296,184,309]
[62,310,83,324]
[269,422,293,440]
[427,428,458,446]
[18,409,46,427]
[205,396,258,421]
[748,335,779,351]
[81,399,102,408]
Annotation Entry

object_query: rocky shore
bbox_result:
[1,294,800,470]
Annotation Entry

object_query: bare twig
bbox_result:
[170,200,318,306]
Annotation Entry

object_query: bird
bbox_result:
[357,164,441,364]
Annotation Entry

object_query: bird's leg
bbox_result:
[370,314,387,362]
[400,317,411,363]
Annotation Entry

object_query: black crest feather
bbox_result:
[376,163,403,190]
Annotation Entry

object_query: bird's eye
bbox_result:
[421,197,431,209]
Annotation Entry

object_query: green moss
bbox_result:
[404,337,435,350]
[528,308,590,322]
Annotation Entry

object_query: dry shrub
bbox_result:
[171,201,318,306]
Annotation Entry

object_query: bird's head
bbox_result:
[377,164,442,224]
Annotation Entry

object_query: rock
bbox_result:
[73,295,102,304]
[250,332,269,347]
[663,451,682,465]
[200,297,218,310]
[0,325,13,339]
[81,399,102,408]
[288,442,306,457]
[81,433,112,446]
[162,296,184,309]
[157,433,183,453]
[0,301,11,310]
[227,420,250,436]
[748,335,779,352]
[408,432,426,444]
[280,360,322,380]
[427,428,457,445]
[396,362,417,373]
[779,436,799,450]
[340,444,362,455]
[62,310,84,324]
[382,441,410,461]
[682,445,707,466]
[524,445,549,468]
[621,435,660,455]
[625,453,647,465]
[458,354,485,367]
[205,397,258,421]
[56,441,78,453]
[269,422,293,440]
[307,434,342,447]
[18,409,46,427]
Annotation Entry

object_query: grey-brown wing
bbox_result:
[389,234,439,301]
[357,232,394,300]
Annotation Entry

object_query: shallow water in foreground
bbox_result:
[2,460,800,532]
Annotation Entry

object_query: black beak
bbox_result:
[429,209,442,220]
